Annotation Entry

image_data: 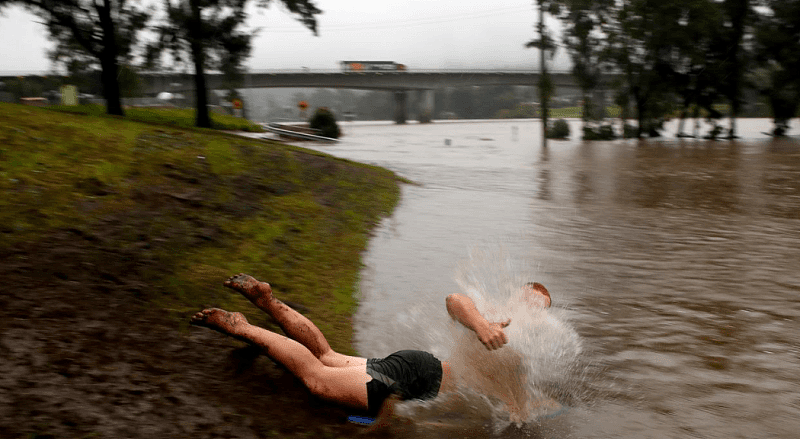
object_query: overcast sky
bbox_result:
[0,0,570,74]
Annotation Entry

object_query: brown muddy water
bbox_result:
[303,118,800,438]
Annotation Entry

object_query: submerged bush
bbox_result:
[309,107,341,139]
[704,122,724,140]
[623,123,638,138]
[582,123,617,140]
[546,119,571,139]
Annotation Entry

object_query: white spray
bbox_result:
[395,246,587,433]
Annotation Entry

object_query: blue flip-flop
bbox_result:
[347,415,375,426]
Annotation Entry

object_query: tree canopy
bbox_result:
[751,0,800,135]
[21,0,150,115]
[145,0,321,128]
[556,0,796,137]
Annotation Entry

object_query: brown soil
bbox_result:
[0,227,381,439]
[0,192,563,439]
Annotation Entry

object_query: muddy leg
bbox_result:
[223,274,336,360]
[190,307,252,344]
[191,308,369,409]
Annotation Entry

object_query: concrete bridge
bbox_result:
[140,69,588,123]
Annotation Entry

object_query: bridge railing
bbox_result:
[3,68,578,78]
[138,68,575,75]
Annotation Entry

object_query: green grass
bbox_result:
[547,106,582,118]
[47,104,265,132]
[0,102,401,354]
[498,105,623,119]
[547,106,624,119]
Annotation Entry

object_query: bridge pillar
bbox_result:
[394,91,407,124]
[420,90,435,121]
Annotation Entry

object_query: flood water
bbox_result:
[303,118,800,438]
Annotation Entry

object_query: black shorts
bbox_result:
[365,350,443,415]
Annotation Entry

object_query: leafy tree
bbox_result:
[752,0,800,136]
[308,107,340,138]
[661,0,725,137]
[600,0,693,138]
[21,0,150,115]
[147,0,320,128]
[546,119,570,138]
[557,0,614,130]
[705,0,754,138]
[0,0,15,22]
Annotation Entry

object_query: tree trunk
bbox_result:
[538,1,548,145]
[727,68,741,139]
[190,0,211,128]
[97,0,124,116]
[636,105,645,138]
[582,92,589,130]
[725,0,749,139]
[676,92,693,137]
[633,88,645,138]
[676,107,687,137]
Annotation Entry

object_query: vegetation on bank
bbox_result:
[496,105,622,120]
[48,104,265,132]
[0,102,401,354]
[308,107,342,138]
[545,119,571,139]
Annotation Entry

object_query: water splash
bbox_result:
[389,246,592,435]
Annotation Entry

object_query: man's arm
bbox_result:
[446,293,510,350]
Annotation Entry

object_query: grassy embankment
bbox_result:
[49,104,266,132]
[0,102,401,353]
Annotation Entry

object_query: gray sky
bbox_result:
[0,0,570,74]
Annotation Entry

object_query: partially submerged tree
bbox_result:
[752,0,800,136]
[663,0,725,138]
[526,0,558,145]
[558,0,614,131]
[147,0,321,128]
[717,0,753,139]
[603,0,694,138]
[21,0,150,115]
[555,0,796,139]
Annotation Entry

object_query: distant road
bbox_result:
[1,68,620,97]
[137,69,593,94]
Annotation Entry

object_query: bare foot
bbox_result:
[223,273,275,308]
[191,308,248,335]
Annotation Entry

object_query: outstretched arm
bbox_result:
[446,293,510,350]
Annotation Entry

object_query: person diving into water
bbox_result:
[191,274,552,418]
